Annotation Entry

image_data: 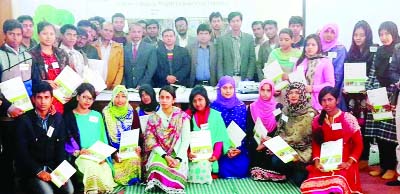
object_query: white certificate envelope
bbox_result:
[367,87,389,106]
[263,61,283,81]
[50,160,76,188]
[320,139,343,171]
[82,66,107,92]
[88,59,106,79]
[344,63,367,79]
[263,136,297,163]
[289,66,307,84]
[139,115,150,135]
[53,66,83,104]
[80,141,117,163]
[254,118,268,145]
[119,129,140,160]
[0,76,33,112]
[190,130,213,161]
[227,121,246,148]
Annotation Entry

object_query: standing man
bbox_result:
[217,11,256,81]
[93,22,124,89]
[289,16,305,49]
[174,17,196,48]
[77,20,97,43]
[15,81,73,194]
[75,28,100,60]
[188,24,217,87]
[209,12,225,43]
[153,29,190,87]
[112,13,127,45]
[252,21,271,81]
[17,15,37,51]
[143,19,163,48]
[124,23,157,89]
[59,24,87,76]
[264,20,279,50]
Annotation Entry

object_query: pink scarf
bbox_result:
[320,23,339,52]
[250,79,277,133]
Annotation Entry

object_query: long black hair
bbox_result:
[296,34,323,66]
[188,85,210,113]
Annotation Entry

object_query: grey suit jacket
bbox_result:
[123,41,157,88]
[188,42,218,87]
[217,32,256,80]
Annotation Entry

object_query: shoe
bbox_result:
[386,180,400,186]
[382,170,396,180]
[358,160,369,170]
[369,169,382,177]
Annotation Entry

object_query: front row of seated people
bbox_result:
[16,76,363,194]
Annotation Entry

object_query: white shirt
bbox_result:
[100,40,112,80]
[177,35,188,47]
[60,44,85,76]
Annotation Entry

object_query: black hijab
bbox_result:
[138,84,159,112]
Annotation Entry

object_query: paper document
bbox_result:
[227,121,246,148]
[343,63,367,93]
[320,139,343,171]
[80,141,117,163]
[139,115,150,135]
[289,66,307,84]
[119,129,140,160]
[82,66,107,92]
[88,59,106,80]
[367,87,394,120]
[263,136,298,163]
[0,76,33,112]
[53,66,83,104]
[190,130,213,161]
[253,118,268,145]
[50,160,76,188]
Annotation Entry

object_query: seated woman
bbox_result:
[137,84,160,116]
[295,34,335,111]
[210,76,250,178]
[103,85,142,185]
[247,79,284,181]
[144,85,190,193]
[186,85,231,184]
[64,83,116,193]
[268,82,316,186]
[301,86,363,194]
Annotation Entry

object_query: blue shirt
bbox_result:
[195,46,211,81]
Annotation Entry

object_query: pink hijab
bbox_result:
[319,23,339,52]
[250,79,277,133]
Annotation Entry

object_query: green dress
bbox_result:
[266,48,302,73]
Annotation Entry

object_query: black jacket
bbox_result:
[15,110,67,177]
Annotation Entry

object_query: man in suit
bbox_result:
[143,19,163,48]
[124,23,157,89]
[252,21,272,82]
[93,22,124,89]
[188,24,217,87]
[217,11,256,81]
[153,29,190,87]
[174,17,196,48]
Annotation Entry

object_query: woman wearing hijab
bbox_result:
[365,21,399,180]
[210,76,250,178]
[103,85,142,186]
[319,23,348,110]
[269,82,316,186]
[187,85,231,184]
[345,20,377,170]
[296,34,335,111]
[247,79,284,181]
[137,84,159,116]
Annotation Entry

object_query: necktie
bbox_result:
[133,43,138,60]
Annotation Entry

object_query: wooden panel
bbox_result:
[0,0,12,43]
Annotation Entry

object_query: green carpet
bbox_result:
[114,178,301,194]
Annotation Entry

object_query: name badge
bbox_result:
[200,123,208,130]
[389,57,392,63]
[52,62,60,69]
[281,114,288,122]
[124,119,133,126]
[332,123,342,130]
[89,116,99,123]
[328,52,337,59]
[273,108,282,116]
[47,126,55,138]
[19,63,30,71]
[289,57,298,63]
[45,64,49,72]
[369,46,378,53]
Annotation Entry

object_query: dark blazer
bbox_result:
[123,41,157,88]
[188,42,218,86]
[15,110,66,177]
[255,41,272,81]
[153,44,191,87]
[217,32,256,80]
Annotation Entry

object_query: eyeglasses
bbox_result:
[80,95,94,102]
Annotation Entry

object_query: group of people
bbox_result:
[0,9,400,194]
